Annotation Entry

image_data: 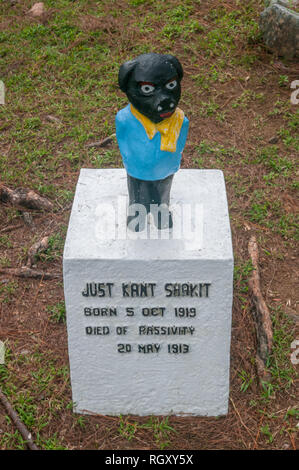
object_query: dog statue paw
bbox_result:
[116,53,189,231]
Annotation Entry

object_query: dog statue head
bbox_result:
[118,53,183,124]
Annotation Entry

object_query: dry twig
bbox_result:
[230,398,255,439]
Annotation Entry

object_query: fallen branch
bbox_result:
[0,387,39,450]
[86,133,116,149]
[0,224,23,234]
[26,236,49,268]
[248,235,273,382]
[0,185,53,212]
[0,267,59,280]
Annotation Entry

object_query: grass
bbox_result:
[40,230,66,262]
[248,190,299,240]
[267,307,297,390]
[47,301,66,324]
[253,305,298,407]
[0,0,298,451]
[239,369,254,393]
[0,281,18,303]
[140,417,177,450]
[0,235,13,248]
[118,415,138,441]
[0,344,71,449]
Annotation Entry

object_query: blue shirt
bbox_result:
[116,104,189,181]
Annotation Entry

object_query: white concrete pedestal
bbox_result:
[63,169,233,416]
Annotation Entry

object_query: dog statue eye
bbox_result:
[140,84,155,94]
[166,79,177,90]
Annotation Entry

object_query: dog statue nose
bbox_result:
[157,100,176,112]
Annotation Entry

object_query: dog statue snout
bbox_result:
[155,94,176,113]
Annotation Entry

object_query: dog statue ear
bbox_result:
[118,59,137,92]
[165,55,184,81]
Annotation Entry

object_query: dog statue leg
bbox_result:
[149,174,174,230]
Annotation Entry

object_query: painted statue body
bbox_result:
[116,53,189,231]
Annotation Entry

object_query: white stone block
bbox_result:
[63,169,234,416]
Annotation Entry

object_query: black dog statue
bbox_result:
[116,53,189,231]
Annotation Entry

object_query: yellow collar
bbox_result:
[130,104,184,153]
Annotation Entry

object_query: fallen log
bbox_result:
[0,185,53,212]
[0,267,59,280]
[248,235,273,382]
[0,387,39,450]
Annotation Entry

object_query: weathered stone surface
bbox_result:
[260,0,299,58]
[63,169,234,416]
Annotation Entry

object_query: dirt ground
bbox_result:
[0,0,298,450]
